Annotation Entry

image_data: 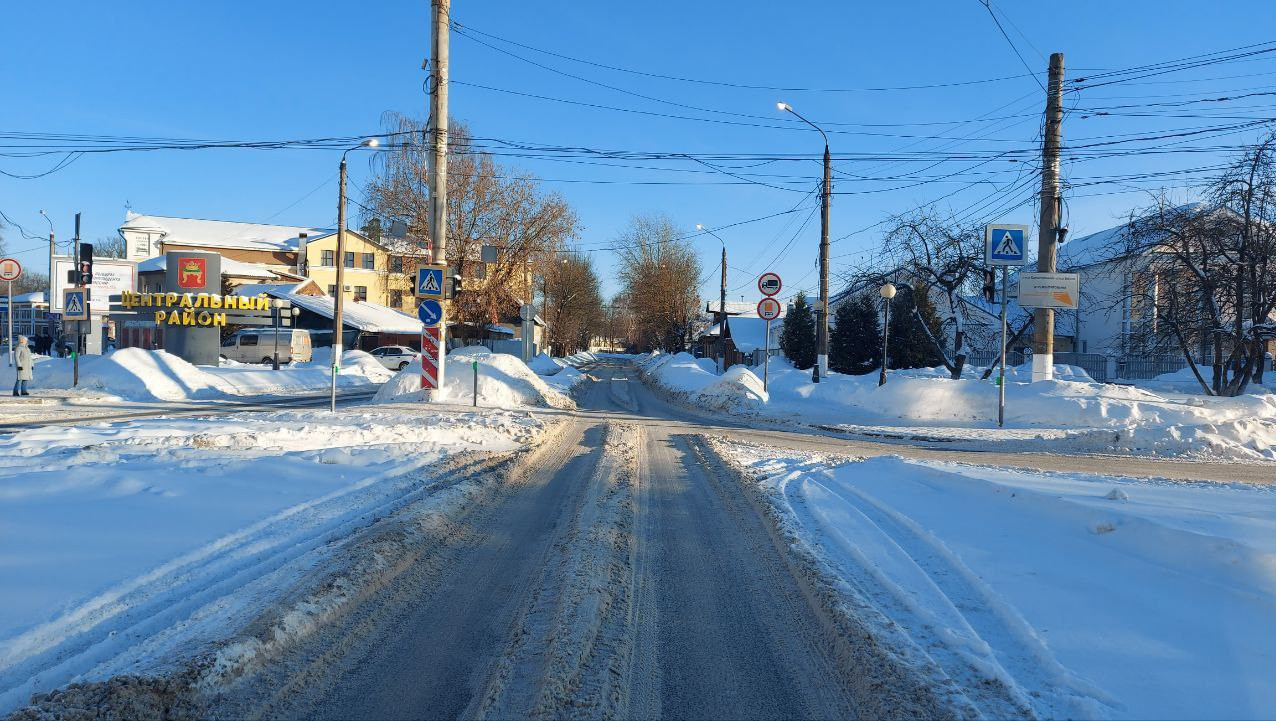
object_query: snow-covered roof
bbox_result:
[725,316,781,353]
[264,291,424,334]
[958,294,1030,325]
[233,280,322,297]
[1060,203,1209,270]
[121,211,329,253]
[3,291,48,304]
[136,254,282,279]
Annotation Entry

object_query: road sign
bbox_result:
[0,258,22,282]
[519,303,536,321]
[758,272,782,297]
[757,297,782,321]
[420,326,441,391]
[417,265,445,298]
[64,289,89,320]
[1018,272,1080,309]
[985,224,1029,266]
[418,299,444,327]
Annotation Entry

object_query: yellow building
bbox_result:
[297,230,424,314]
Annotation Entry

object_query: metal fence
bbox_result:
[1053,352,1111,382]
[965,350,1024,369]
[1115,355,1190,380]
[963,350,1197,383]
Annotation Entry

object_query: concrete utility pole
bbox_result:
[72,213,81,387]
[428,0,451,395]
[40,210,54,352]
[719,244,727,370]
[332,155,347,412]
[1032,52,1065,382]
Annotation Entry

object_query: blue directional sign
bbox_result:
[985,224,1029,266]
[417,299,443,327]
[417,266,444,298]
[63,289,89,321]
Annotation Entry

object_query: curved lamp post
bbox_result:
[696,223,728,371]
[777,101,832,383]
[878,283,896,386]
[330,137,379,412]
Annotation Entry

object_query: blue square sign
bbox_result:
[986,224,1029,266]
[417,266,444,298]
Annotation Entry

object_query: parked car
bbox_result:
[220,329,312,364]
[369,345,419,370]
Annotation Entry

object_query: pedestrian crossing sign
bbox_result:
[416,265,445,298]
[64,289,89,320]
[985,224,1029,266]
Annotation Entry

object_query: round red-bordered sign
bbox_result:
[757,297,782,321]
[0,258,22,282]
[758,271,782,297]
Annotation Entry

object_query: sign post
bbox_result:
[416,265,448,399]
[985,224,1029,427]
[0,258,21,367]
[472,360,479,407]
[757,285,782,392]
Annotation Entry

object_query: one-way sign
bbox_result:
[985,224,1029,266]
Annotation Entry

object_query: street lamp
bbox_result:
[878,283,896,386]
[330,137,380,412]
[38,211,55,353]
[696,223,728,372]
[777,101,832,383]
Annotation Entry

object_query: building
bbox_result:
[118,212,425,314]
[696,300,785,367]
[0,291,52,348]
[240,282,425,351]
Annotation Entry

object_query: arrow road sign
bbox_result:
[418,298,443,327]
[64,289,89,320]
[985,224,1029,266]
[757,297,782,321]
[758,272,782,297]
[417,266,445,298]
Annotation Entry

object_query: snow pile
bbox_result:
[0,348,391,402]
[527,352,566,375]
[637,351,768,413]
[723,442,1276,720]
[373,346,573,409]
[543,366,587,394]
[0,408,545,714]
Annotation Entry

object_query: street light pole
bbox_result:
[39,211,54,352]
[697,224,728,373]
[879,283,896,386]
[330,138,379,413]
[778,102,831,383]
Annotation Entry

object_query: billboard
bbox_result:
[1017,272,1080,309]
[52,256,137,314]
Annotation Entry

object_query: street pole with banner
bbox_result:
[986,223,1030,426]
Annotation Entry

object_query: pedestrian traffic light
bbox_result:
[982,269,996,304]
[79,243,94,285]
[447,273,463,300]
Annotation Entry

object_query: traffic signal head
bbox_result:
[982,269,996,304]
[79,243,94,285]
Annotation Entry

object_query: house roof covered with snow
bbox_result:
[120,211,329,253]
[233,280,323,297]
[724,316,781,353]
[136,254,284,279]
[259,290,424,334]
[1059,203,1211,270]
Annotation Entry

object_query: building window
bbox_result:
[344,251,355,268]
[354,286,368,302]
[328,284,338,297]
[321,250,335,267]
[362,253,375,270]
[390,256,403,273]
[390,290,403,308]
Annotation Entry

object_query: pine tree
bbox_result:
[888,285,945,369]
[780,292,817,369]
[830,296,882,374]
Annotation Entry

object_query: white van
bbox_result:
[220,329,313,364]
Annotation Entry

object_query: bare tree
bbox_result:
[543,254,604,356]
[94,235,127,259]
[363,113,578,338]
[614,215,702,352]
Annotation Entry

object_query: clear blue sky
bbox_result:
[2,1,1274,302]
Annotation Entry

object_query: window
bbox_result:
[239,334,258,347]
[321,250,335,267]
[328,284,338,297]
[354,286,368,302]
[221,336,237,347]
[370,348,385,356]
[362,253,375,270]
[390,256,403,273]
[390,290,403,308]
[344,251,355,268]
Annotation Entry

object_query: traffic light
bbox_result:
[982,269,996,304]
[79,243,94,285]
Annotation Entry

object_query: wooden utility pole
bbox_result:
[1032,52,1065,382]
[428,0,450,395]
[718,246,727,371]
[816,142,831,382]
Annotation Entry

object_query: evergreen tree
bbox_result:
[780,292,817,369]
[888,285,945,369]
[830,296,882,374]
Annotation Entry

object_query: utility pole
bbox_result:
[331,155,347,412]
[428,0,450,396]
[1033,52,1065,382]
[719,245,727,372]
[72,213,81,387]
[816,141,831,382]
[40,211,54,354]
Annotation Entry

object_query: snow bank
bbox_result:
[637,351,768,412]
[527,352,566,376]
[0,407,544,714]
[723,442,1276,720]
[0,348,391,402]
[373,346,573,409]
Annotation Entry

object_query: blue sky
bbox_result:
[2,1,1274,302]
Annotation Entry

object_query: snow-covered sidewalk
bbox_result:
[719,440,1276,720]
[0,407,545,715]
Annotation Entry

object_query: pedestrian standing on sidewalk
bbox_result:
[13,335,32,396]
